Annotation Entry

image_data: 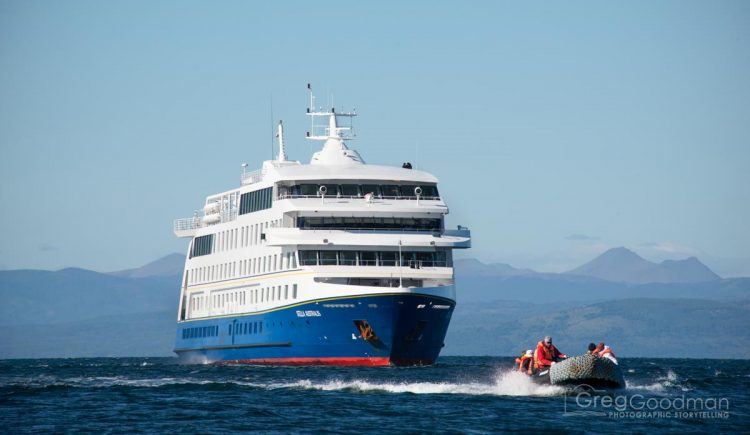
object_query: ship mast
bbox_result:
[305,83,363,166]
[276,120,287,162]
[305,83,356,142]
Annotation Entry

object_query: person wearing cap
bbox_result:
[587,343,597,354]
[515,349,534,374]
[534,336,567,371]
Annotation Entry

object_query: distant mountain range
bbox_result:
[0,267,179,326]
[444,298,750,359]
[566,247,720,284]
[456,246,721,284]
[110,253,185,279]
[0,250,748,358]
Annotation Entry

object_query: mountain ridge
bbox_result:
[567,247,720,284]
[110,253,185,278]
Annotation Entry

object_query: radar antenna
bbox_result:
[306,83,356,141]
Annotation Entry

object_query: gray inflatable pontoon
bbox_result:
[533,354,625,389]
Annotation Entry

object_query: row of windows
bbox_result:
[187,284,299,318]
[182,325,218,339]
[314,277,425,287]
[187,252,298,285]
[297,217,442,231]
[298,250,451,267]
[278,183,440,199]
[239,187,273,215]
[229,321,262,335]
[200,219,282,258]
[191,234,214,258]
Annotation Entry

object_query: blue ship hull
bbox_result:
[174,293,454,366]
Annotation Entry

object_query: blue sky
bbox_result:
[1,1,748,275]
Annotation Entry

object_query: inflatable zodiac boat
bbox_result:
[532,354,625,389]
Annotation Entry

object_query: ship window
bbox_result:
[298,184,318,196]
[293,284,298,299]
[400,185,419,199]
[284,285,288,299]
[380,251,398,266]
[297,217,441,231]
[381,185,401,197]
[339,251,357,266]
[361,184,380,197]
[319,251,337,265]
[191,234,214,257]
[299,250,318,266]
[239,187,273,215]
[360,251,377,266]
[338,184,360,197]
[228,324,232,334]
[420,185,439,198]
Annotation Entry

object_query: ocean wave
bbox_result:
[1,376,244,390]
[625,369,689,393]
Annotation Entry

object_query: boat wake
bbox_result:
[2,369,565,397]
[270,369,565,397]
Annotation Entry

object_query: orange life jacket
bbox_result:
[534,341,560,369]
[518,355,532,371]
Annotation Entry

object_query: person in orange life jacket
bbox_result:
[592,342,605,355]
[515,350,534,374]
[534,336,567,370]
[598,344,618,365]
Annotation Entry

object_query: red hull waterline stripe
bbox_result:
[214,357,438,367]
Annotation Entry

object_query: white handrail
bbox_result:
[241,169,264,185]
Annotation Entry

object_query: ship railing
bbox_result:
[241,168,265,185]
[276,194,441,201]
[173,207,238,231]
[298,259,450,268]
[220,208,238,222]
[174,217,202,232]
[301,227,443,234]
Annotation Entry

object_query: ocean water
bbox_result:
[1,357,747,433]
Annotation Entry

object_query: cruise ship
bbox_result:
[173,88,471,366]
